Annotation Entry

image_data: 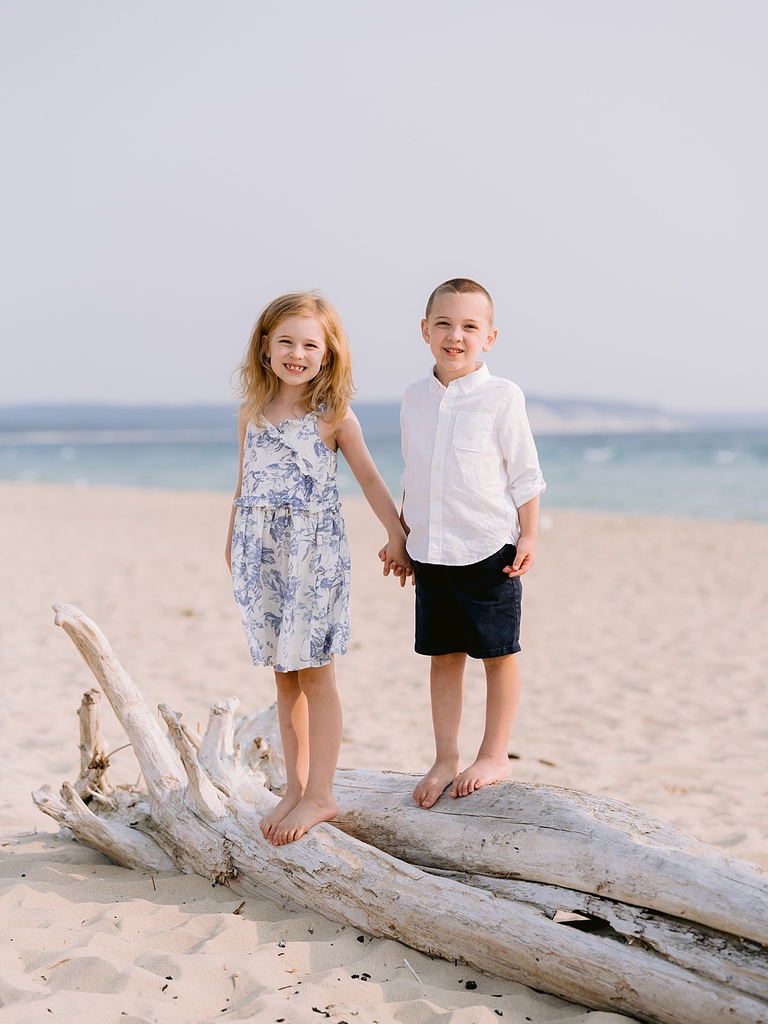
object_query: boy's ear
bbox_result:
[482,329,499,353]
[421,319,430,343]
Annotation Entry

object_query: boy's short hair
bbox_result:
[425,278,494,322]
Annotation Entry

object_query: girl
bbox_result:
[225,291,409,847]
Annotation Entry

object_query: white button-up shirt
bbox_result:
[401,362,546,565]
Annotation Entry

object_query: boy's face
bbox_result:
[421,291,497,385]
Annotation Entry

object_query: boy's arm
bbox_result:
[496,384,545,578]
[498,383,546,513]
[503,493,539,578]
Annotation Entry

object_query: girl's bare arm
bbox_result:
[225,408,248,571]
[334,410,411,581]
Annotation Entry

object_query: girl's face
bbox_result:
[266,316,327,389]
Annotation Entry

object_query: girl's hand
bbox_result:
[379,544,414,587]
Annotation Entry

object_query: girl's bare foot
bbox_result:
[260,793,302,842]
[449,755,511,798]
[270,795,338,846]
[412,758,460,809]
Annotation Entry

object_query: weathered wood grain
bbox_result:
[32,604,768,1024]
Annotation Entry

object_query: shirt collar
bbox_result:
[428,361,490,394]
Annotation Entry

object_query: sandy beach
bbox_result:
[1,480,766,1023]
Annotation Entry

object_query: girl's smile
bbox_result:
[283,361,310,375]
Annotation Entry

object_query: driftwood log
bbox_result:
[33,604,768,1024]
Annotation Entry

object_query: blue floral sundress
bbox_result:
[231,409,350,672]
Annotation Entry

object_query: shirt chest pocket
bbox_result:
[452,413,494,453]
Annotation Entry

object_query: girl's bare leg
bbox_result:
[260,670,308,841]
[270,661,342,846]
[412,652,466,808]
[449,653,520,798]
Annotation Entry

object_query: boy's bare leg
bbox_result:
[449,653,520,798]
[270,661,341,846]
[413,652,466,808]
[261,670,308,840]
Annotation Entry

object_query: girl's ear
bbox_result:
[320,340,333,372]
[260,334,271,367]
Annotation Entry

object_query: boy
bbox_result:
[387,278,546,809]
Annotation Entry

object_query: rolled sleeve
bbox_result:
[497,384,547,509]
[509,469,546,509]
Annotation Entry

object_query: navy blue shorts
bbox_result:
[411,543,522,659]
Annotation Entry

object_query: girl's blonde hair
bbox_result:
[234,291,355,428]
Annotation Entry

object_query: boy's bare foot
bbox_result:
[269,795,338,846]
[449,755,511,799]
[412,759,460,809]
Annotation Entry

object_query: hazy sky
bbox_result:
[2,1,766,412]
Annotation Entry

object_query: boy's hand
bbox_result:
[378,544,414,588]
[503,537,536,578]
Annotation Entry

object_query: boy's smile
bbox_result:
[267,315,327,388]
[421,292,497,385]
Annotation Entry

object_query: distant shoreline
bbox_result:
[0,400,766,436]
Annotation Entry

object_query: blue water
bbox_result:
[1,405,767,522]
[536,432,768,520]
